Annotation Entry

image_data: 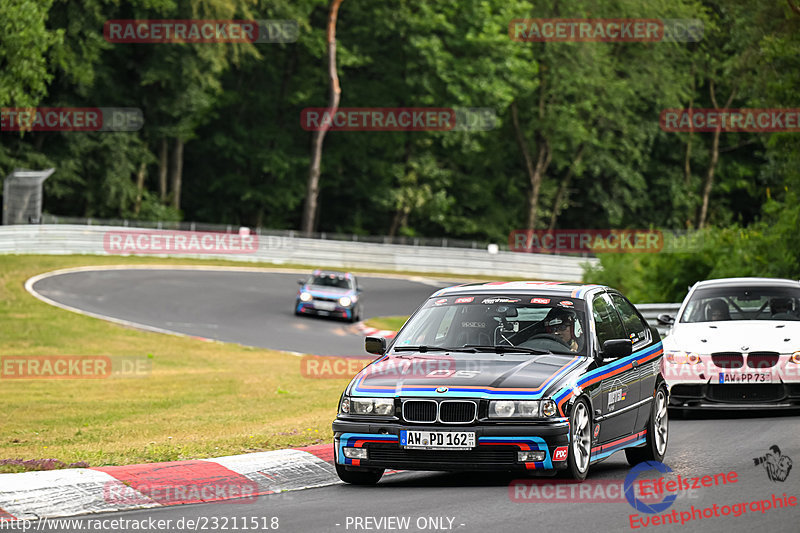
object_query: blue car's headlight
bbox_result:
[339,296,353,307]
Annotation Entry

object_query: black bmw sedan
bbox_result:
[332,281,667,484]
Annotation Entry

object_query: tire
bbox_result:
[335,461,384,485]
[566,399,592,480]
[626,386,669,465]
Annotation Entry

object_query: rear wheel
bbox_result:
[626,386,669,465]
[335,461,384,485]
[567,399,592,480]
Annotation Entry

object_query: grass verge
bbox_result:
[362,316,409,332]
[0,255,356,473]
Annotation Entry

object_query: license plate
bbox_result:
[718,372,772,384]
[314,301,336,311]
[400,430,475,450]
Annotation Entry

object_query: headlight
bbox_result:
[541,399,557,417]
[665,350,701,364]
[340,397,350,414]
[339,296,352,307]
[489,400,541,418]
[791,352,800,364]
[300,292,312,302]
[349,397,394,416]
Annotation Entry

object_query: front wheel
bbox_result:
[626,386,669,465]
[335,461,384,485]
[566,399,592,480]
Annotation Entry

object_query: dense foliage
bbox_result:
[1,0,798,292]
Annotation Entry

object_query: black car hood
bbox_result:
[349,352,586,398]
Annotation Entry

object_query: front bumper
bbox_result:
[664,356,800,408]
[668,382,800,408]
[332,419,570,473]
[296,300,353,319]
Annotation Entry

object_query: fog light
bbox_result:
[517,451,546,462]
[343,447,368,459]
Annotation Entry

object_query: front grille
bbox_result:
[670,385,703,397]
[366,444,517,465]
[747,352,779,369]
[707,384,785,403]
[403,400,437,423]
[711,352,744,369]
[439,401,477,423]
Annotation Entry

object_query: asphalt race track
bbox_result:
[30,268,450,355]
[36,411,800,533]
[27,268,800,532]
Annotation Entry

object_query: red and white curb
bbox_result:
[351,321,397,339]
[0,445,339,521]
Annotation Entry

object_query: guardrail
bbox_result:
[0,224,597,280]
[637,303,681,337]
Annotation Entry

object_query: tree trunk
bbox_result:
[684,63,696,188]
[511,99,551,231]
[788,0,800,16]
[548,143,585,230]
[170,138,184,211]
[302,0,343,235]
[159,138,168,202]
[697,81,736,229]
[134,161,146,215]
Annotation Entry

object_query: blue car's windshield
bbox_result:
[310,274,352,289]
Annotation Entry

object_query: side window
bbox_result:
[610,293,649,345]
[592,294,627,350]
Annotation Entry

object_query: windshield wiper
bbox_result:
[392,345,480,353]
[462,344,549,355]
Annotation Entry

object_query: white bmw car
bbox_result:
[659,277,800,409]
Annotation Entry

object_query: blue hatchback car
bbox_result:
[295,270,363,322]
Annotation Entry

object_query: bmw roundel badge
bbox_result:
[436,387,448,393]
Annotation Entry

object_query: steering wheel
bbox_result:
[521,333,575,352]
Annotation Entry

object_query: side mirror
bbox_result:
[656,314,675,325]
[602,339,632,358]
[297,279,305,285]
[365,336,387,355]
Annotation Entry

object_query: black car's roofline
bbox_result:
[429,282,608,300]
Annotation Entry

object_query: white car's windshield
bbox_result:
[392,295,588,355]
[680,286,800,323]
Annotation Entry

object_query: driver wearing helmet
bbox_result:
[544,307,580,352]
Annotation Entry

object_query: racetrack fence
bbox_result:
[637,303,681,337]
[0,224,596,280]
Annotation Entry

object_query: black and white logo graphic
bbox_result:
[753,444,793,482]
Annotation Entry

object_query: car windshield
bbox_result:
[392,295,587,355]
[680,285,800,322]
[310,274,352,289]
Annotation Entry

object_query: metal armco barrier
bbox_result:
[636,303,682,337]
[0,224,597,280]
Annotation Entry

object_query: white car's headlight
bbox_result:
[791,351,800,364]
[665,350,701,364]
[339,296,352,307]
[349,397,394,416]
[300,292,312,302]
[489,400,543,418]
